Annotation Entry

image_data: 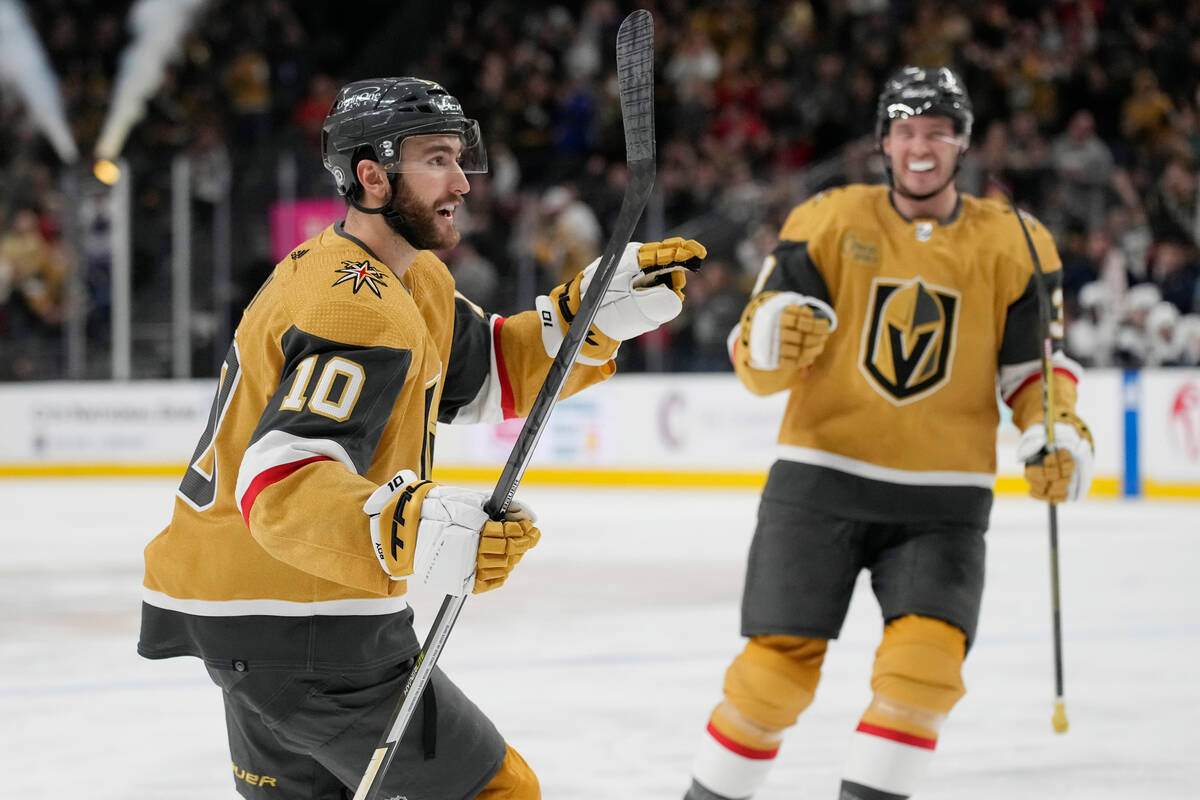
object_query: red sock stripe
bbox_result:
[855,722,937,750]
[492,316,516,420]
[240,456,333,526]
[705,721,780,761]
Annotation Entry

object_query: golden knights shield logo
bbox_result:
[859,277,960,405]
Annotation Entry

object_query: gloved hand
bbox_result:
[537,237,707,364]
[363,470,540,596]
[735,291,837,374]
[1015,410,1095,503]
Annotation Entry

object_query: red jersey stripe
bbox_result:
[1004,366,1078,405]
[240,455,333,526]
[492,316,516,420]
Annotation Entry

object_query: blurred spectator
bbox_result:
[1004,109,1051,205]
[901,0,970,68]
[959,118,1009,197]
[0,207,68,380]
[444,243,501,310]
[7,0,1200,377]
[1148,159,1200,246]
[1058,220,1099,301]
[1065,281,1116,367]
[527,185,602,286]
[1148,239,1199,313]
[1145,300,1182,366]
[665,21,722,91]
[1175,314,1200,365]
[1121,68,1175,156]
[1049,109,1114,229]
[224,45,272,148]
[677,259,744,371]
[291,73,338,152]
[0,208,67,328]
[1103,203,1153,284]
[1112,282,1165,366]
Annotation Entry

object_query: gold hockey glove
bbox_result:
[1016,410,1095,503]
[474,506,541,593]
[736,291,836,375]
[538,237,707,365]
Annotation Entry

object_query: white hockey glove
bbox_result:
[537,237,707,365]
[363,470,540,596]
[1015,411,1095,503]
[734,291,837,372]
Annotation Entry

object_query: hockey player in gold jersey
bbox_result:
[137,77,705,800]
[684,67,1093,800]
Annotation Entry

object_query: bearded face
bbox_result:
[385,173,463,251]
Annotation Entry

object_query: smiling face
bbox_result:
[882,114,966,208]
[388,133,471,250]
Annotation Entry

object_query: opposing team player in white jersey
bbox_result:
[683,66,1093,800]
[137,76,705,800]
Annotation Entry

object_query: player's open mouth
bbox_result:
[437,202,458,220]
[907,160,935,172]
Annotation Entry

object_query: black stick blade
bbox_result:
[616,10,655,164]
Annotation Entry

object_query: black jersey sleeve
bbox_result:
[761,240,833,305]
[998,269,1063,367]
[247,326,413,475]
[438,295,493,423]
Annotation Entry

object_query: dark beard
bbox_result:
[384,176,461,251]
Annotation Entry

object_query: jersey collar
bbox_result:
[887,191,963,227]
[332,220,412,294]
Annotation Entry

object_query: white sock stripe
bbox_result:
[842,729,935,797]
[691,727,776,800]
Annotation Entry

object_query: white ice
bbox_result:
[2,479,1198,799]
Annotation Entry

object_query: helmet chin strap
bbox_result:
[894,169,958,202]
[348,174,424,246]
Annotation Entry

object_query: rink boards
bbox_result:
[0,369,1197,499]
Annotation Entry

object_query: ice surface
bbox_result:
[2,479,1197,798]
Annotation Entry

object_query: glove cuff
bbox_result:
[1054,410,1094,450]
[536,292,618,366]
[741,292,837,370]
[365,474,435,577]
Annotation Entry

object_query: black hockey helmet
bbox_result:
[321,77,487,197]
[874,66,973,145]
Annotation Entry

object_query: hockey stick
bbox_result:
[350,11,656,799]
[990,177,1069,734]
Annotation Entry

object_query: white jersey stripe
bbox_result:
[234,429,358,511]
[143,587,409,617]
[998,353,1081,403]
[777,445,995,489]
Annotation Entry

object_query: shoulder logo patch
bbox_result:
[289,248,309,260]
[332,260,388,297]
[841,232,879,264]
[858,276,960,406]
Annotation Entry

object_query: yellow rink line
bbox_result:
[0,463,1191,499]
[1142,479,1200,500]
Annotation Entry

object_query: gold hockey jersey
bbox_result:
[140,222,613,671]
[735,185,1080,525]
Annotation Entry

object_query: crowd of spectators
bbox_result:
[3,0,1200,380]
